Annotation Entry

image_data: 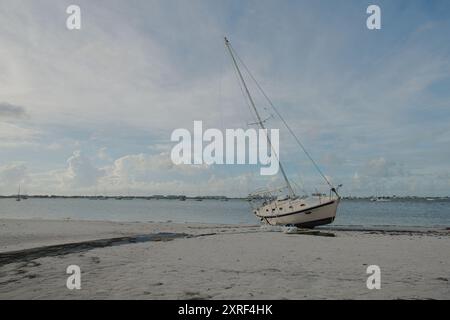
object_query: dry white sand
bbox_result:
[0,219,449,299]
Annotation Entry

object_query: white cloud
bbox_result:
[97,147,112,161]
[59,150,105,188]
[105,152,209,185]
[0,122,41,148]
[0,162,30,189]
[359,157,406,178]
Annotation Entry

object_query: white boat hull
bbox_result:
[254,197,340,228]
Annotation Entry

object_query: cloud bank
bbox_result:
[0,0,449,196]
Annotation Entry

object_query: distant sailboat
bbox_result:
[16,185,21,202]
[225,37,341,228]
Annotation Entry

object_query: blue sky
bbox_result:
[0,0,449,196]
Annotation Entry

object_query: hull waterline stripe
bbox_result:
[256,200,337,219]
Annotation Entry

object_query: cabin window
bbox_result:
[301,204,305,207]
[279,208,283,210]
[289,206,293,209]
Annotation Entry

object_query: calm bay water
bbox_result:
[0,198,449,228]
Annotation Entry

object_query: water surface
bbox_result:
[0,198,449,228]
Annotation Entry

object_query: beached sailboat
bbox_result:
[224,37,341,228]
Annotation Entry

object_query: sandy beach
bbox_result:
[0,218,448,300]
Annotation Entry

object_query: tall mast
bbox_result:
[224,37,295,198]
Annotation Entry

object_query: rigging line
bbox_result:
[225,38,296,198]
[227,48,267,191]
[218,50,225,132]
[223,41,256,125]
[229,44,334,189]
[227,50,260,181]
[228,52,259,127]
[293,176,309,196]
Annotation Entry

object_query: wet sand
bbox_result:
[0,219,449,299]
